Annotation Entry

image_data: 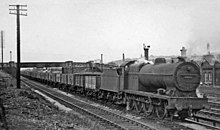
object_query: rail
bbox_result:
[194,115,220,127]
[22,76,220,130]
[21,78,155,130]
[185,115,220,130]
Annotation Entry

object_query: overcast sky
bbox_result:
[1,0,220,63]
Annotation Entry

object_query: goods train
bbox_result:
[21,57,208,120]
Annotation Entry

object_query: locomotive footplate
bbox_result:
[123,90,209,110]
[168,97,209,110]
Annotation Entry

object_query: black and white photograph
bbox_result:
[0,0,220,129]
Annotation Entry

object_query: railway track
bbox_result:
[209,101,220,109]
[207,93,220,99]
[21,77,220,130]
[184,98,220,129]
[21,78,156,130]
[185,117,220,130]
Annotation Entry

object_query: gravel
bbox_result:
[0,71,105,130]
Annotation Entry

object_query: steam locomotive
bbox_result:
[22,57,208,120]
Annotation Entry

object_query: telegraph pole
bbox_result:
[1,31,3,70]
[101,54,103,71]
[10,51,12,61]
[9,5,27,89]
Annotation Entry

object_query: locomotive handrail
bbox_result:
[130,72,174,76]
[123,90,170,99]
[124,90,208,100]
[180,74,198,76]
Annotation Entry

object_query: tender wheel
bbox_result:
[143,102,153,116]
[156,102,167,119]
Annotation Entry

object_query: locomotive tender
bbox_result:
[22,57,208,120]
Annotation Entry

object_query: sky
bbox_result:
[1,0,220,63]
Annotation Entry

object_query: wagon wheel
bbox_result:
[109,95,114,103]
[155,101,168,119]
[98,91,104,99]
[143,102,153,116]
[107,93,113,103]
[86,91,90,96]
[97,92,101,99]
[112,95,116,103]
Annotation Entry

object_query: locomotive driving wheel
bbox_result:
[134,100,143,113]
[127,97,134,110]
[143,102,153,116]
[155,101,168,119]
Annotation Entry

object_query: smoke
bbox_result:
[186,1,220,55]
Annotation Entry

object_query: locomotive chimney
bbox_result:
[180,47,187,57]
[101,54,103,63]
[207,43,210,55]
[122,53,125,61]
[101,54,103,71]
[143,44,150,60]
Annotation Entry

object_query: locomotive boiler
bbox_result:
[124,58,208,119]
[138,58,201,96]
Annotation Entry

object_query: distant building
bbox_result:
[201,54,220,86]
